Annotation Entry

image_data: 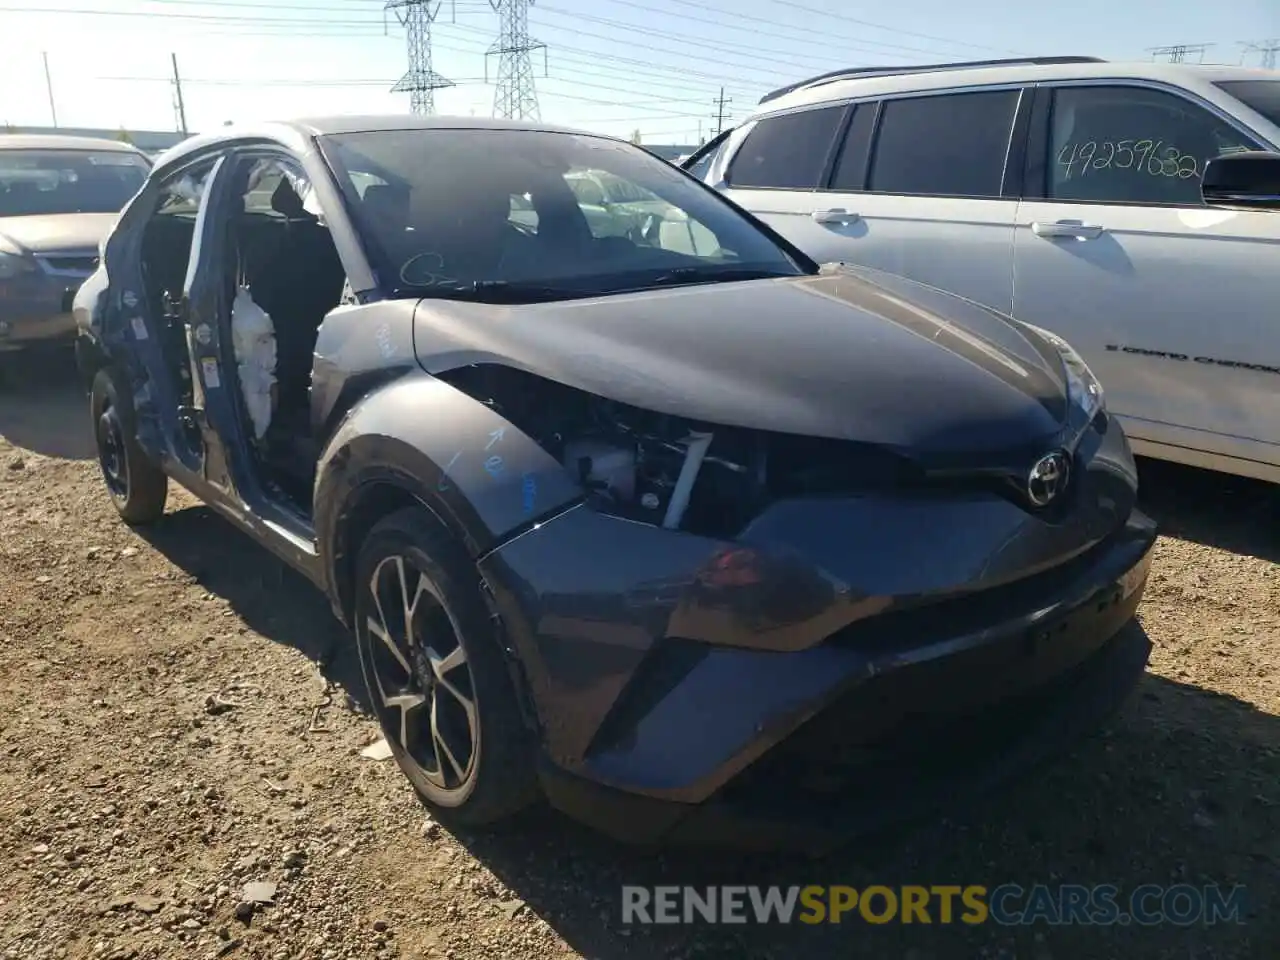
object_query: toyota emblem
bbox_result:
[1027,452,1070,507]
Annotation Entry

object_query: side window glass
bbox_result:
[684,145,720,182]
[349,170,388,200]
[243,159,320,220]
[726,106,846,189]
[828,103,878,191]
[508,192,539,233]
[156,163,214,217]
[1046,86,1258,206]
[566,173,607,207]
[868,90,1019,198]
[557,165,723,255]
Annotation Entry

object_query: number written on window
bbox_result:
[1056,139,1203,180]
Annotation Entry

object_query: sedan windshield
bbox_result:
[320,128,810,300]
[0,149,149,217]
[1216,79,1280,129]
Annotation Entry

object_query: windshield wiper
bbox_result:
[645,266,796,288]
[417,280,596,304]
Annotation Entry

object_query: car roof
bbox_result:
[758,60,1279,115]
[0,133,146,153]
[151,115,620,173]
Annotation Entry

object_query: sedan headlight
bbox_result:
[1020,321,1104,421]
[0,250,35,281]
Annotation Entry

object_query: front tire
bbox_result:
[90,367,168,524]
[353,507,538,826]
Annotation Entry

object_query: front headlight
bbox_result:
[1020,322,1104,421]
[0,249,35,281]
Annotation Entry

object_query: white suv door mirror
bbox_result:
[1202,150,1280,210]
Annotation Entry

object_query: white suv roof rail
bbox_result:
[758,55,1108,105]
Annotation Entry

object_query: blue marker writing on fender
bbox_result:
[439,450,462,492]
[484,455,505,478]
[521,472,537,515]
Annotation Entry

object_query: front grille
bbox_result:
[38,253,99,274]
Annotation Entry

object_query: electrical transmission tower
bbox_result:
[487,0,545,121]
[1241,39,1280,69]
[1148,43,1212,63]
[386,0,454,115]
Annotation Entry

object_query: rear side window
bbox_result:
[1214,80,1280,128]
[828,103,878,191]
[868,90,1019,198]
[727,106,845,189]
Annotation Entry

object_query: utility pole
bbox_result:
[488,0,545,121]
[171,53,188,135]
[42,52,58,127]
[386,0,454,115]
[712,87,731,137]
[1148,43,1212,63]
[1241,39,1280,69]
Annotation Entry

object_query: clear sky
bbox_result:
[0,0,1276,144]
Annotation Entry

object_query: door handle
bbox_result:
[1032,220,1104,240]
[811,208,860,225]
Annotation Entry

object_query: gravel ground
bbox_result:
[1,358,1277,960]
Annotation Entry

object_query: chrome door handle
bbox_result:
[1032,220,1104,240]
[811,208,860,225]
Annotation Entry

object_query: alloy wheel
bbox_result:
[364,554,480,798]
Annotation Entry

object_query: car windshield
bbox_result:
[319,128,808,301]
[1216,79,1280,129]
[0,149,149,217]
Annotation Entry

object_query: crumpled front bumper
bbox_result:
[476,411,1155,847]
[535,512,1154,851]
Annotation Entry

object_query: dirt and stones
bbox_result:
[1,362,1276,959]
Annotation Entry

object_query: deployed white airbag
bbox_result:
[231,286,276,439]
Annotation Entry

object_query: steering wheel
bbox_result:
[399,251,459,288]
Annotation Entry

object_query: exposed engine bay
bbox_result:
[438,364,926,538]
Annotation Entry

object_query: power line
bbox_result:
[747,0,1024,55]
[532,4,894,76]
[386,0,454,114]
[588,0,985,62]
[487,0,544,120]
[4,5,768,98]
[143,0,1011,59]
[9,3,789,129]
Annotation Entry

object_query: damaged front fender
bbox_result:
[313,369,585,622]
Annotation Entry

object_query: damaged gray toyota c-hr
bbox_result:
[73,115,1157,851]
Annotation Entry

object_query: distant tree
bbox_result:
[115,127,135,145]
[630,129,642,145]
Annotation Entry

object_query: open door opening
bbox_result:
[138,161,217,446]
[221,158,347,516]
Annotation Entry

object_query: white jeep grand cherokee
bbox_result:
[683,56,1280,485]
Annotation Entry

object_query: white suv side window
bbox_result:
[725,106,846,189]
[866,90,1020,198]
[1044,86,1258,206]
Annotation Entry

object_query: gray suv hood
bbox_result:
[411,264,1069,454]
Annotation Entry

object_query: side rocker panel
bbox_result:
[313,370,584,618]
